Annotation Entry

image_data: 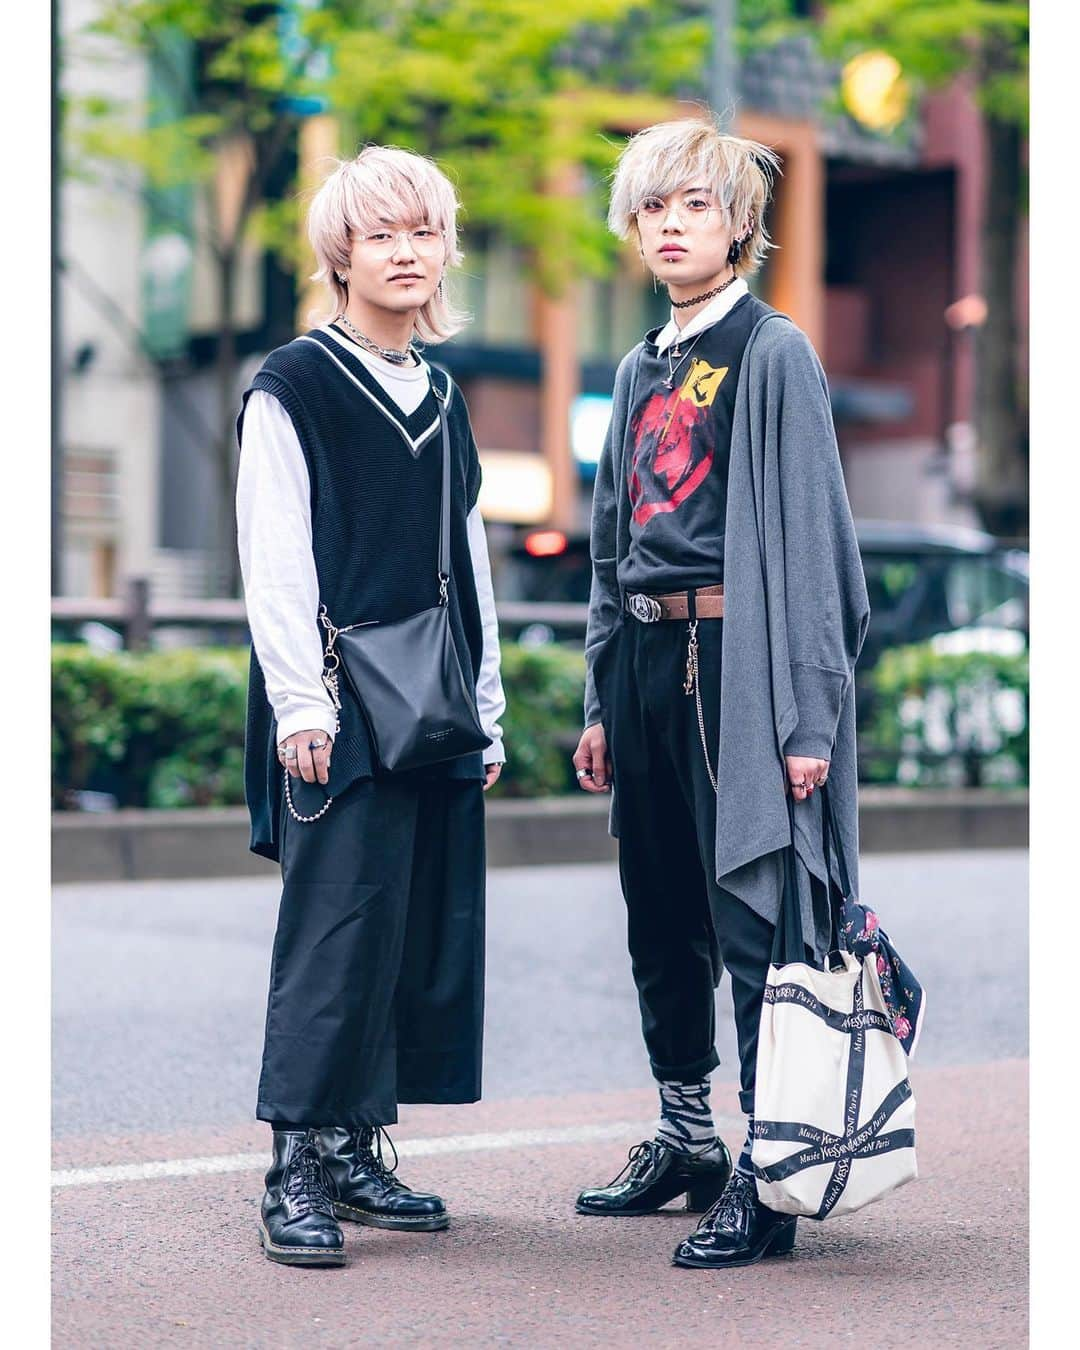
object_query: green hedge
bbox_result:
[863,641,1028,788]
[52,646,250,810]
[51,642,587,810]
[51,636,1029,809]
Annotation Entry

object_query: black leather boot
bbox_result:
[672,1171,797,1269]
[575,1138,731,1217]
[259,1130,346,1266]
[316,1126,449,1232]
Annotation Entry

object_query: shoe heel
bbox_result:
[685,1176,728,1213]
[767,1219,797,1256]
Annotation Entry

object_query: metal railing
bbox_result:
[51,579,589,648]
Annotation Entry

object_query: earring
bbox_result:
[336,272,347,284]
[727,237,744,266]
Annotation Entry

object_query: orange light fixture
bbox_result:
[524,530,568,558]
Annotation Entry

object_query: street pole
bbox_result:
[51,0,63,594]
[710,0,738,127]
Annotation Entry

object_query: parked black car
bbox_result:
[494,520,1029,671]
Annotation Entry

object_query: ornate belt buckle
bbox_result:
[628,592,663,623]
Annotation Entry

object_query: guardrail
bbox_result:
[51,580,589,648]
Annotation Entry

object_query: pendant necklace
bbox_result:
[335,312,419,366]
[664,328,709,389]
[664,271,740,388]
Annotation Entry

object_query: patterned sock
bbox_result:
[655,1078,723,1156]
[735,1117,755,1177]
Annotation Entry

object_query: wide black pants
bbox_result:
[256,773,485,1128]
[597,611,812,1117]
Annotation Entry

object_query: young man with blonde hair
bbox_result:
[237,145,505,1265]
[573,117,869,1269]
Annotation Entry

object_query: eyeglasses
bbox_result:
[359,226,446,258]
[634,195,718,228]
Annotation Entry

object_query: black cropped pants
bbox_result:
[597,610,812,1116]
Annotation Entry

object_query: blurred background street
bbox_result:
[53,0,1029,815]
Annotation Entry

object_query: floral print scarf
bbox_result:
[839,899,926,1057]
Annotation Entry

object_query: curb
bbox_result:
[52,788,1027,885]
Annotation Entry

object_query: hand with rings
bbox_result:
[785,755,829,803]
[277,729,334,786]
[572,723,612,794]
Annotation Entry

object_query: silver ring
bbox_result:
[576,768,590,780]
[309,738,327,750]
[282,746,298,761]
[792,781,806,789]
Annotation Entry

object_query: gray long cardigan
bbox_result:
[583,309,871,960]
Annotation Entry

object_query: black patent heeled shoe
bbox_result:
[576,1137,731,1217]
[672,1171,797,1269]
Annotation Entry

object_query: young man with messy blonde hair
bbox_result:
[573,118,869,1269]
[237,145,506,1266]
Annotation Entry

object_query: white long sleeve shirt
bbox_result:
[236,327,507,762]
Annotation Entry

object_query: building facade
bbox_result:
[56,6,1025,599]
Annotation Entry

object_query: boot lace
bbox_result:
[356,1125,401,1187]
[282,1136,335,1218]
[700,1170,755,1233]
[606,1139,661,1187]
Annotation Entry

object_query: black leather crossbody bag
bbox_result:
[285,379,487,823]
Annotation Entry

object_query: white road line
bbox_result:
[52,1116,741,1190]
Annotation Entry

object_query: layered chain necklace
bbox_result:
[663,329,710,390]
[335,312,420,367]
[663,271,740,389]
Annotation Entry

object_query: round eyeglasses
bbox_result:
[359,226,446,258]
[634,195,718,228]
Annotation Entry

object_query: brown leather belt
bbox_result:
[625,583,724,623]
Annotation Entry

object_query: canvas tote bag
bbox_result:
[751,790,918,1220]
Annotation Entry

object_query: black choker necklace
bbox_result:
[669,272,739,310]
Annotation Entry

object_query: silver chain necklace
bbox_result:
[335,313,419,366]
[663,326,710,389]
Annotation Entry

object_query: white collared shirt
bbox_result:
[653,277,750,356]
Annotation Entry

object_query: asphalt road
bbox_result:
[52,850,1029,1347]
[52,850,1028,1137]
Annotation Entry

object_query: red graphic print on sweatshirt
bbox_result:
[628,358,729,527]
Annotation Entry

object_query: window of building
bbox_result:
[457,233,533,348]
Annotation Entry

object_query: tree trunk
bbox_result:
[216,247,242,598]
[972,101,1028,536]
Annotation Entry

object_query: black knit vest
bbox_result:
[238,329,485,860]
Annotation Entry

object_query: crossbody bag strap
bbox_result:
[296,371,455,826]
[321,367,454,646]
[432,371,452,604]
